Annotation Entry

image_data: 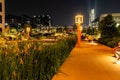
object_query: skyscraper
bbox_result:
[88,0,97,26]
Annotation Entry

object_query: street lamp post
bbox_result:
[75,14,83,47]
[26,27,31,40]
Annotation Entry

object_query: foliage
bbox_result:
[98,14,119,38]
[98,36,120,48]
[117,25,120,33]
[9,23,17,29]
[72,24,77,31]
[0,36,77,80]
[86,27,95,35]
[64,25,69,32]
[98,14,120,48]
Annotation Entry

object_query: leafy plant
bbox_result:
[0,36,77,80]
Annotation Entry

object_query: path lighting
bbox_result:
[75,14,83,47]
[26,27,31,39]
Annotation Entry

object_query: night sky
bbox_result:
[5,0,120,26]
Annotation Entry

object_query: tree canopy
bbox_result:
[98,14,119,38]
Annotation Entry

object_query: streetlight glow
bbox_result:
[75,15,83,24]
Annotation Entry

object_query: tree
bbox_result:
[86,27,94,35]
[64,25,69,32]
[98,14,119,38]
[72,24,77,32]
[117,25,120,33]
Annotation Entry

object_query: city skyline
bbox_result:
[5,0,120,26]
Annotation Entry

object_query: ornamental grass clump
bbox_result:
[0,36,76,80]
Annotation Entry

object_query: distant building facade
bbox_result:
[100,13,120,24]
[92,13,120,28]
[0,0,5,32]
[5,14,52,29]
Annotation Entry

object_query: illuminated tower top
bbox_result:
[89,9,95,26]
[88,0,97,26]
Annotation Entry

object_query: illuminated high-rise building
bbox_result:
[89,9,95,26]
[88,0,97,26]
[0,0,5,32]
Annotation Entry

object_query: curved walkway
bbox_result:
[52,41,120,80]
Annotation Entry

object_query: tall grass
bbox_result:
[0,36,77,80]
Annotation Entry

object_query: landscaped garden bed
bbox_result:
[0,35,76,80]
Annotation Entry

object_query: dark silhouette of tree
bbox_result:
[40,15,50,26]
[98,14,119,38]
[86,27,94,35]
[72,24,77,32]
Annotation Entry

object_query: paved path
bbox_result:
[52,41,120,80]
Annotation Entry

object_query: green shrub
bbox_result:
[98,37,120,48]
